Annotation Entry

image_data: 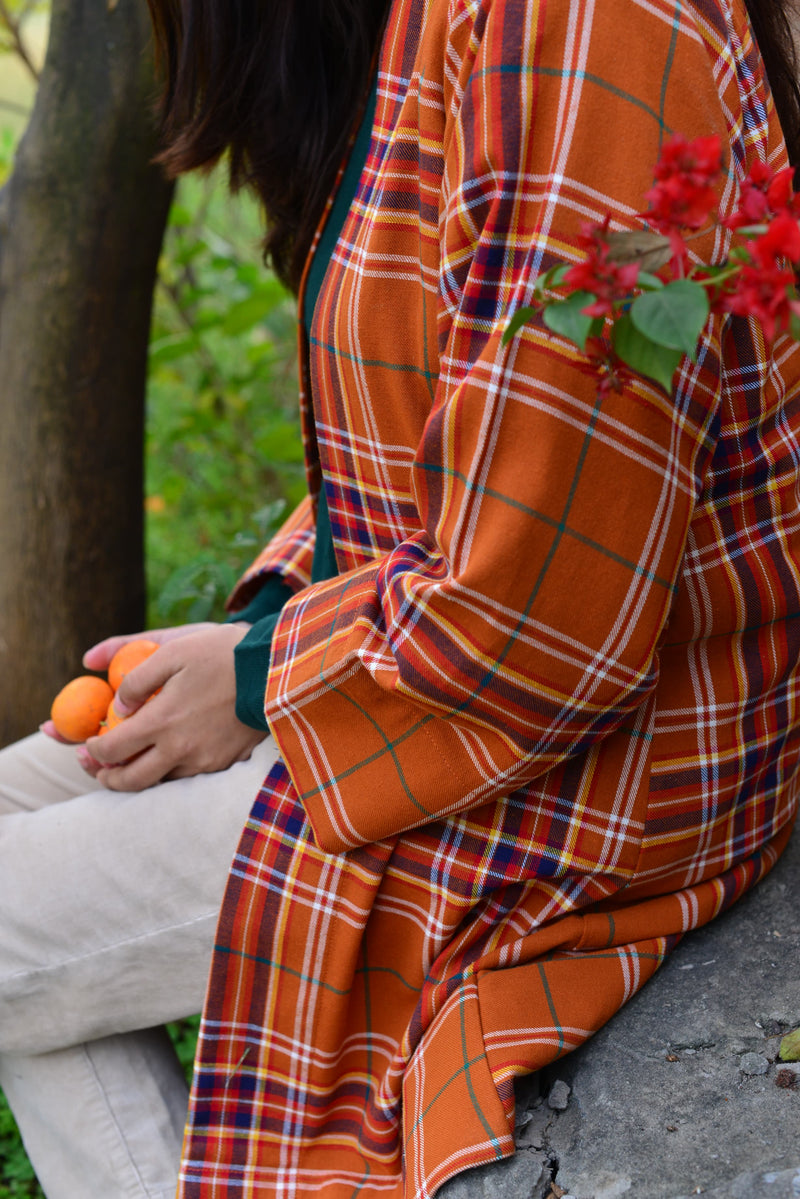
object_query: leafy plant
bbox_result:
[504,135,800,397]
[0,1097,42,1198]
[167,1014,202,1084]
[146,169,303,623]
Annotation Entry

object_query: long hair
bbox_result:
[146,0,388,292]
[745,0,800,176]
[146,0,800,293]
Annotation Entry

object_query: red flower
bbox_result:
[750,209,800,266]
[563,220,640,317]
[581,337,628,398]
[725,162,799,230]
[721,257,798,343]
[643,133,723,232]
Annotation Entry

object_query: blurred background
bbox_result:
[0,0,304,746]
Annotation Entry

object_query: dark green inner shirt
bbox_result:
[230,83,378,730]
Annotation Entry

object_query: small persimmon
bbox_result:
[100,701,126,734]
[108,639,160,692]
[51,676,114,743]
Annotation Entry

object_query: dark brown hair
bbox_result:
[146,0,388,292]
[146,0,800,293]
[745,0,800,177]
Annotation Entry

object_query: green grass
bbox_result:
[0,1102,41,1199]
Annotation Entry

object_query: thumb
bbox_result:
[113,647,172,714]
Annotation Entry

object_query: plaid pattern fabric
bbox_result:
[230,495,316,608]
[183,0,800,1195]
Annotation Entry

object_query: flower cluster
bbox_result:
[504,133,800,395]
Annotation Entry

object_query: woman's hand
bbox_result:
[58,623,265,791]
[39,623,219,747]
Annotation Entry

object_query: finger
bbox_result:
[84,698,161,764]
[82,633,153,672]
[39,719,72,745]
[75,745,104,776]
[96,746,171,793]
[113,649,176,714]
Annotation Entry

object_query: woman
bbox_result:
[1,0,799,1196]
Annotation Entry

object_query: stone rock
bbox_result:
[739,1051,770,1075]
[436,828,800,1199]
[547,1080,571,1111]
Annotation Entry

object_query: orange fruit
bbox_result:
[100,700,126,734]
[108,639,160,692]
[51,676,114,743]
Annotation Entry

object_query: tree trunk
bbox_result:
[0,0,173,746]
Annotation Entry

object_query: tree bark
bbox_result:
[0,0,173,746]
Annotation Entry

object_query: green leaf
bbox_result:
[167,203,193,226]
[532,262,571,295]
[779,1027,800,1062]
[222,291,279,336]
[148,335,199,367]
[636,271,665,291]
[543,291,597,351]
[631,279,709,358]
[502,306,538,345]
[613,312,683,393]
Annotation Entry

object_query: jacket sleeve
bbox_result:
[226,494,316,614]
[264,0,741,853]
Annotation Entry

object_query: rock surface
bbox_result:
[438,827,800,1199]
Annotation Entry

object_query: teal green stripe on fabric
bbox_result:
[327,686,434,816]
[350,1159,372,1199]
[537,962,565,1055]
[458,990,503,1156]
[540,948,664,964]
[354,964,422,993]
[299,704,434,804]
[308,335,439,384]
[455,393,606,715]
[214,944,350,995]
[319,571,358,674]
[403,1050,488,1152]
[311,565,433,813]
[659,3,683,147]
[604,914,617,950]
[477,64,671,132]
[416,461,676,592]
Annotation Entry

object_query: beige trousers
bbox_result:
[0,731,280,1199]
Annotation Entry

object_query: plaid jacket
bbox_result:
[179,0,800,1194]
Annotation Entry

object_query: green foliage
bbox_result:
[612,311,683,394]
[167,1014,202,1084]
[146,169,303,623]
[630,278,710,358]
[0,1097,42,1198]
[542,289,601,352]
[779,1026,800,1062]
[0,126,13,183]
